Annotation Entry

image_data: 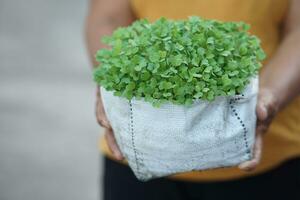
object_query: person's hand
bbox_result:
[96,87,124,160]
[239,88,279,171]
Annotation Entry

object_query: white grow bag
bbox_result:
[101,77,258,181]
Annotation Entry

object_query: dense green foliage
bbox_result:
[94,17,265,106]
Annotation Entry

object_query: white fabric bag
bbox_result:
[100,77,258,181]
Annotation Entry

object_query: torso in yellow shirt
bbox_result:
[100,0,300,181]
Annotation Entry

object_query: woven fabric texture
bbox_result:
[100,77,258,181]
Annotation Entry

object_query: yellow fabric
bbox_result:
[99,0,300,181]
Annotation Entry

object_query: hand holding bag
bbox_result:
[100,77,258,181]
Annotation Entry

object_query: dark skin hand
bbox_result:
[239,0,300,171]
[86,0,300,170]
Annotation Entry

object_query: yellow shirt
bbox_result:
[100,0,300,181]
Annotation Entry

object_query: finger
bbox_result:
[104,129,124,160]
[95,103,112,129]
[238,133,263,171]
[256,104,273,135]
[256,123,268,135]
[256,100,268,121]
[96,116,111,129]
[256,89,278,122]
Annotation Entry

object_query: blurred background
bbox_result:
[0,0,102,199]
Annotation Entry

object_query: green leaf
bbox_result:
[134,65,142,71]
[194,92,203,98]
[163,92,172,97]
[159,81,173,90]
[203,88,210,92]
[149,52,160,62]
[175,43,184,51]
[207,91,215,101]
[93,17,265,107]
[141,71,151,80]
[192,56,200,66]
[170,55,183,66]
[220,50,231,57]
[204,66,213,73]
[222,75,232,85]
[257,49,266,60]
[207,37,214,44]
[126,82,136,90]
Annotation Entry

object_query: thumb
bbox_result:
[256,101,268,121]
[102,119,112,130]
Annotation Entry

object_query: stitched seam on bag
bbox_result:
[129,100,142,176]
[229,94,251,158]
